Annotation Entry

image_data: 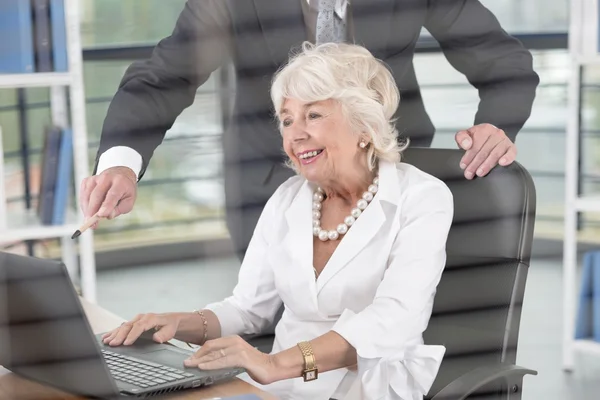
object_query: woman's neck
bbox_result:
[320,168,376,206]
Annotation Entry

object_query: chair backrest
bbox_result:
[402,148,536,399]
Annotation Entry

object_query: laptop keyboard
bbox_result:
[101,349,196,389]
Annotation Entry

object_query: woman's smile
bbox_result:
[297,149,325,165]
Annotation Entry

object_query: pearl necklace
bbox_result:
[312,176,379,241]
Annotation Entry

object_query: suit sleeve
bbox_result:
[424,0,540,142]
[93,0,232,179]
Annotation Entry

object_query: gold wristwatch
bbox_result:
[297,341,318,382]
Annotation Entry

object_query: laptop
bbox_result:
[0,251,244,398]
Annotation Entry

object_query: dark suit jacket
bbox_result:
[95,0,539,254]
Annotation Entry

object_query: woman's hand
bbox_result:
[102,312,183,346]
[183,335,279,385]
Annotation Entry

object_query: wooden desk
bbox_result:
[0,298,275,400]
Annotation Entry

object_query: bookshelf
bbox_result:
[563,0,600,371]
[0,0,97,302]
[0,72,71,88]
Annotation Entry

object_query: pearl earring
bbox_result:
[359,141,367,149]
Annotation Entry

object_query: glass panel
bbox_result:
[25,105,52,151]
[85,101,110,143]
[581,132,600,186]
[3,153,42,215]
[67,60,225,252]
[581,177,600,239]
[517,131,564,174]
[580,66,600,230]
[24,87,50,106]
[0,89,16,108]
[143,136,222,181]
[421,0,568,36]
[92,179,228,252]
[0,109,20,155]
[164,83,222,140]
[76,47,571,251]
[415,49,568,238]
[80,0,187,47]
[83,60,132,99]
[479,0,568,33]
[532,175,564,220]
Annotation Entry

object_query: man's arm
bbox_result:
[94,0,232,179]
[424,0,540,142]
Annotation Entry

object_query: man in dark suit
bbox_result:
[81,0,539,259]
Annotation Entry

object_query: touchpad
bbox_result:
[139,349,198,371]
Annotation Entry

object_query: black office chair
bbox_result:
[403,148,537,400]
[247,147,538,400]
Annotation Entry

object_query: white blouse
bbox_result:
[205,160,454,400]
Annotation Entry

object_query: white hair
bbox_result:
[270,42,409,171]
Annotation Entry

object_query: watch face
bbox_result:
[303,369,318,382]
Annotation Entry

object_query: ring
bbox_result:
[220,349,226,357]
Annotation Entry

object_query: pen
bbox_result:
[71,213,103,239]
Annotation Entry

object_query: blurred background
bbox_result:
[0,0,583,257]
[2,0,600,398]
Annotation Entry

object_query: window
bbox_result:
[414,49,569,239]
[479,0,568,33]
[80,0,187,47]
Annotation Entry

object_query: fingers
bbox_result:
[102,322,134,346]
[98,187,124,219]
[124,313,175,345]
[185,347,231,369]
[101,314,159,346]
[474,140,516,177]
[86,177,111,220]
[499,145,517,166]
[79,178,97,218]
[189,354,233,371]
[184,336,245,369]
[81,168,136,223]
[101,327,120,343]
[459,127,491,174]
[455,130,473,151]
[152,324,178,344]
[459,124,516,180]
[123,315,160,346]
[462,134,502,179]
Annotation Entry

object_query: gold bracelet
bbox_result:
[186,309,208,348]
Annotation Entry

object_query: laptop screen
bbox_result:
[0,251,119,399]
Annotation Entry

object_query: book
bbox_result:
[575,252,595,339]
[52,128,73,225]
[38,126,62,225]
[575,250,600,341]
[0,1,35,73]
[32,0,53,72]
[50,0,68,72]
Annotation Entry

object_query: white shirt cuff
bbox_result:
[96,146,143,180]
[203,300,246,338]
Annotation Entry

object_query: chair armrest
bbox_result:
[431,363,538,400]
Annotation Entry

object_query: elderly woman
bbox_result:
[102,42,454,400]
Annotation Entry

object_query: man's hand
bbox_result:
[79,166,138,229]
[455,123,517,180]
